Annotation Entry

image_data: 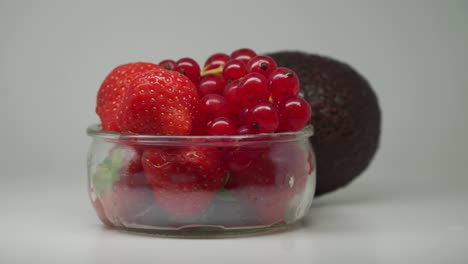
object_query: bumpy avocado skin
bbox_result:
[267,51,381,196]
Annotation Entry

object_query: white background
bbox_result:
[1,0,467,263]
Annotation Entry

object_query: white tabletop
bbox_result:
[2,172,467,264]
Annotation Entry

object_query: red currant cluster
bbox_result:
[158,48,312,136]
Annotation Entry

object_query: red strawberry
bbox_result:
[92,198,113,227]
[100,182,152,225]
[96,62,161,132]
[142,147,227,220]
[93,147,157,226]
[225,142,311,225]
[119,148,145,185]
[118,69,199,135]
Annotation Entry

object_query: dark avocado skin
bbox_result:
[266,51,381,196]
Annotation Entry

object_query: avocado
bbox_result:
[267,51,381,196]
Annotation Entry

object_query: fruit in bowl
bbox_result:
[87,48,316,236]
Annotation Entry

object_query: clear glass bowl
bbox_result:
[86,124,316,237]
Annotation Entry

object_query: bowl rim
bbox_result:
[86,124,313,145]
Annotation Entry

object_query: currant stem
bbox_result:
[201,65,224,76]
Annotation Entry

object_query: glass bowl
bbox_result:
[86,124,316,237]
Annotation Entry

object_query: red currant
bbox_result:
[231,48,257,64]
[238,72,270,107]
[192,94,230,135]
[208,117,237,135]
[222,59,247,82]
[237,125,254,135]
[223,79,243,114]
[248,103,279,133]
[204,53,230,71]
[246,55,277,78]
[197,74,226,97]
[238,106,252,126]
[159,59,176,70]
[174,57,201,84]
[199,94,230,122]
[277,96,312,132]
[269,67,300,102]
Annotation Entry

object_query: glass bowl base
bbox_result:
[114,220,303,238]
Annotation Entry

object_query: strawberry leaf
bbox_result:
[216,188,236,202]
[92,147,127,196]
[93,163,115,196]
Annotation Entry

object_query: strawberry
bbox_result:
[118,69,199,135]
[100,182,154,226]
[92,198,113,227]
[92,146,157,225]
[225,142,311,225]
[96,62,161,132]
[119,148,145,185]
[142,147,227,220]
